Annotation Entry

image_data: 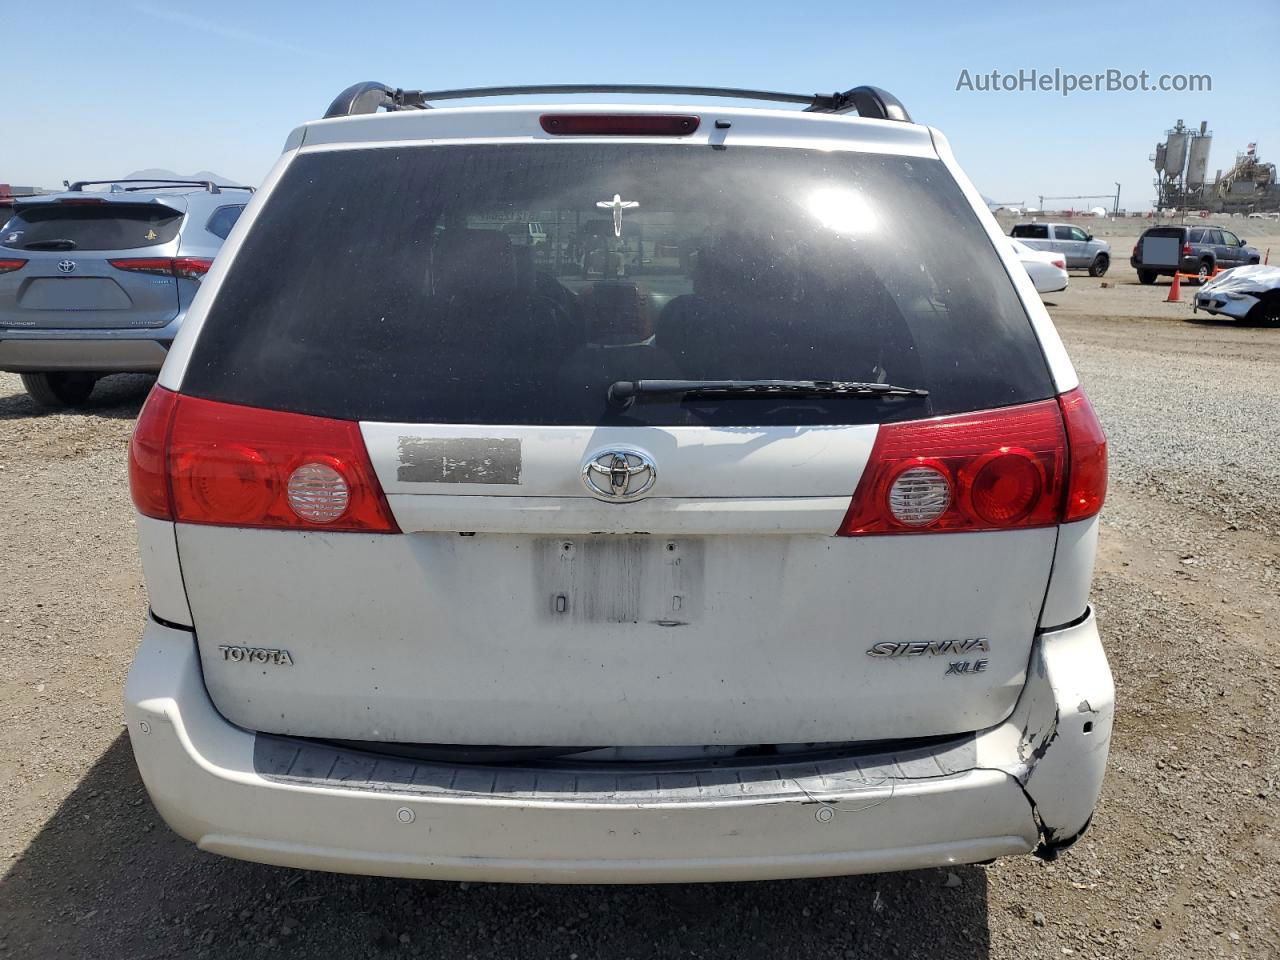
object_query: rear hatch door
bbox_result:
[1139,226,1184,269]
[174,138,1062,747]
[0,199,184,329]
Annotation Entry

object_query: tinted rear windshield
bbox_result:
[185,144,1053,427]
[2,203,183,251]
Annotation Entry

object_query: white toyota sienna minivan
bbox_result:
[124,81,1113,883]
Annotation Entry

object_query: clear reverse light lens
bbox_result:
[887,465,951,527]
[287,461,350,523]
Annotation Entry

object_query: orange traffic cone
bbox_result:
[1165,272,1182,302]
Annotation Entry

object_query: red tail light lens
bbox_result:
[838,399,1068,535]
[109,257,213,281]
[129,386,179,520]
[171,257,213,280]
[1050,258,1066,270]
[127,387,399,533]
[0,258,27,274]
[1182,243,1192,255]
[540,114,700,136]
[1058,387,1107,521]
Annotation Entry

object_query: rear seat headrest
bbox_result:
[432,229,518,300]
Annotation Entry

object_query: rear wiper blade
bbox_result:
[608,379,928,406]
[24,239,77,251]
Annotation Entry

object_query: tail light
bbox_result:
[1182,243,1192,255]
[838,390,1106,536]
[110,257,213,281]
[1051,257,1066,270]
[0,258,27,274]
[128,387,399,533]
[1131,244,1139,258]
[540,114,700,136]
[1058,388,1107,520]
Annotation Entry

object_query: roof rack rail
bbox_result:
[64,178,254,195]
[323,82,911,123]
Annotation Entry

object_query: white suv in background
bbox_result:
[124,81,1113,883]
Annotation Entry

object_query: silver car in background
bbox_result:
[1010,222,1111,276]
[0,179,250,407]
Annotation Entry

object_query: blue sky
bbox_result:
[5,0,1276,209]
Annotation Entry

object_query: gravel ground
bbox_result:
[1,286,1278,958]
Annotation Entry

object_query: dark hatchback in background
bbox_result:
[1130,223,1261,285]
[0,179,249,407]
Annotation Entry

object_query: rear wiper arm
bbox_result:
[24,239,77,251]
[608,379,928,406]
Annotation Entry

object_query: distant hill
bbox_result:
[123,168,246,187]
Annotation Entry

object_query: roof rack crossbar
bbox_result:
[65,178,249,194]
[322,82,912,122]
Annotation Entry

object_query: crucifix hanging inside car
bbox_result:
[596,194,639,237]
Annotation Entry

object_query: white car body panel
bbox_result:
[178,523,1055,744]
[134,514,192,626]
[363,422,877,499]
[1039,517,1098,628]
[1008,238,1069,294]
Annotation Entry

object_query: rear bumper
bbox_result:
[1129,259,1196,276]
[124,611,1113,883]
[0,314,181,372]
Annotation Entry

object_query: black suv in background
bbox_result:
[1130,224,1260,284]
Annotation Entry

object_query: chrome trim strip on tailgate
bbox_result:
[253,733,980,804]
[384,494,853,535]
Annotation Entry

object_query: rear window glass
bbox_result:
[185,144,1054,427]
[206,204,245,240]
[1011,224,1049,239]
[1,203,183,251]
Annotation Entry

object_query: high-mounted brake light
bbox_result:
[57,198,105,205]
[838,394,1108,536]
[110,257,213,281]
[128,387,399,533]
[0,258,27,274]
[540,114,700,136]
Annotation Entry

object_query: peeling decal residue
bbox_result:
[396,437,521,484]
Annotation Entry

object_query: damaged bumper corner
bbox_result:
[963,607,1114,857]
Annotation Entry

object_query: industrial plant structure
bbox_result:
[1152,120,1279,214]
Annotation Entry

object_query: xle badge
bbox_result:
[945,659,989,676]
